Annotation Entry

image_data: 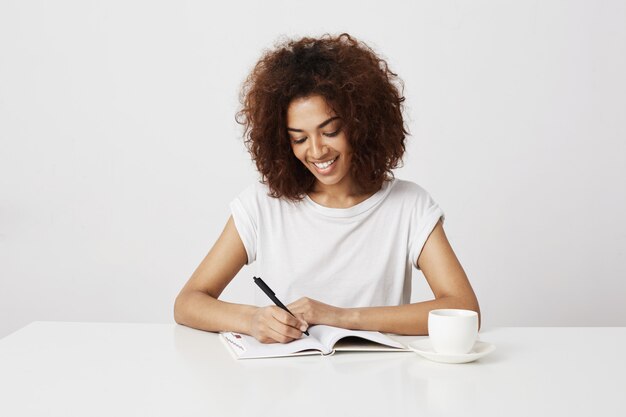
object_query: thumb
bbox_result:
[296,313,308,330]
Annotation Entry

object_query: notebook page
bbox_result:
[309,325,406,351]
[222,332,328,359]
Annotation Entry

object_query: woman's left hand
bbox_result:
[287,297,345,327]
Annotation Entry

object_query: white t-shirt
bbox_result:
[230,178,444,308]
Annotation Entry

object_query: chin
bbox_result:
[312,173,347,186]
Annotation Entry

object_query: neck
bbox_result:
[309,177,377,208]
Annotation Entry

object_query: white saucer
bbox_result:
[408,339,496,364]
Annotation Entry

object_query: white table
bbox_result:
[0,322,624,416]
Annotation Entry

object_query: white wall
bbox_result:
[1,0,625,338]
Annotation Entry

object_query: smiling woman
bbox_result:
[287,96,359,208]
[174,33,480,344]
[237,33,407,202]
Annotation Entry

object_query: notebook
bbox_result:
[220,324,409,359]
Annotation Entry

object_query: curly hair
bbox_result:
[236,33,408,200]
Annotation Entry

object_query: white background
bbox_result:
[1,0,625,339]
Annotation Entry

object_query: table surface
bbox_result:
[0,322,624,417]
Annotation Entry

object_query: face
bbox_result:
[286,95,353,190]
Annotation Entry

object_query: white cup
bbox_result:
[428,309,478,354]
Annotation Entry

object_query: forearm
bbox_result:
[339,296,481,335]
[174,290,257,334]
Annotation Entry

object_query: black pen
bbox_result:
[253,276,309,336]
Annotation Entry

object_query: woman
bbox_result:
[174,33,480,343]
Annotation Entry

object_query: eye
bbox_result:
[323,127,342,137]
[292,137,307,145]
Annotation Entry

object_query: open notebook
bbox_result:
[221,324,409,359]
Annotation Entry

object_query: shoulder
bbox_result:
[385,178,441,217]
[391,178,429,193]
[388,178,435,202]
[234,182,297,209]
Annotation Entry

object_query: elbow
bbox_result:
[472,293,481,331]
[445,295,481,331]
[456,300,481,331]
[459,296,480,331]
[173,293,187,326]
[468,300,481,332]
[458,290,480,331]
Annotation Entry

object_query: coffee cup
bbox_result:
[428,309,478,354]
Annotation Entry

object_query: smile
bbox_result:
[312,157,338,170]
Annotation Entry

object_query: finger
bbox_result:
[295,313,309,331]
[265,326,294,344]
[285,302,310,326]
[282,310,308,330]
[268,312,304,339]
[257,327,293,344]
[282,310,309,332]
[264,306,307,333]
[267,321,301,343]
[271,307,302,327]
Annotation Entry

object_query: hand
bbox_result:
[249,306,309,344]
[287,297,344,327]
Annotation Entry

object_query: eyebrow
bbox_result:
[287,116,340,132]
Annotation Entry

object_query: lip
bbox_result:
[309,156,337,165]
[309,156,338,175]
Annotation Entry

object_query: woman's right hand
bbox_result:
[249,306,309,344]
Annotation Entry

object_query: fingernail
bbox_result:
[300,325,308,332]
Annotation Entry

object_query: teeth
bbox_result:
[313,157,336,169]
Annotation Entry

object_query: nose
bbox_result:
[309,134,329,160]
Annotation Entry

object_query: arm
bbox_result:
[288,220,480,335]
[174,216,308,343]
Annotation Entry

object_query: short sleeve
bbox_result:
[407,186,445,269]
[229,185,259,265]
